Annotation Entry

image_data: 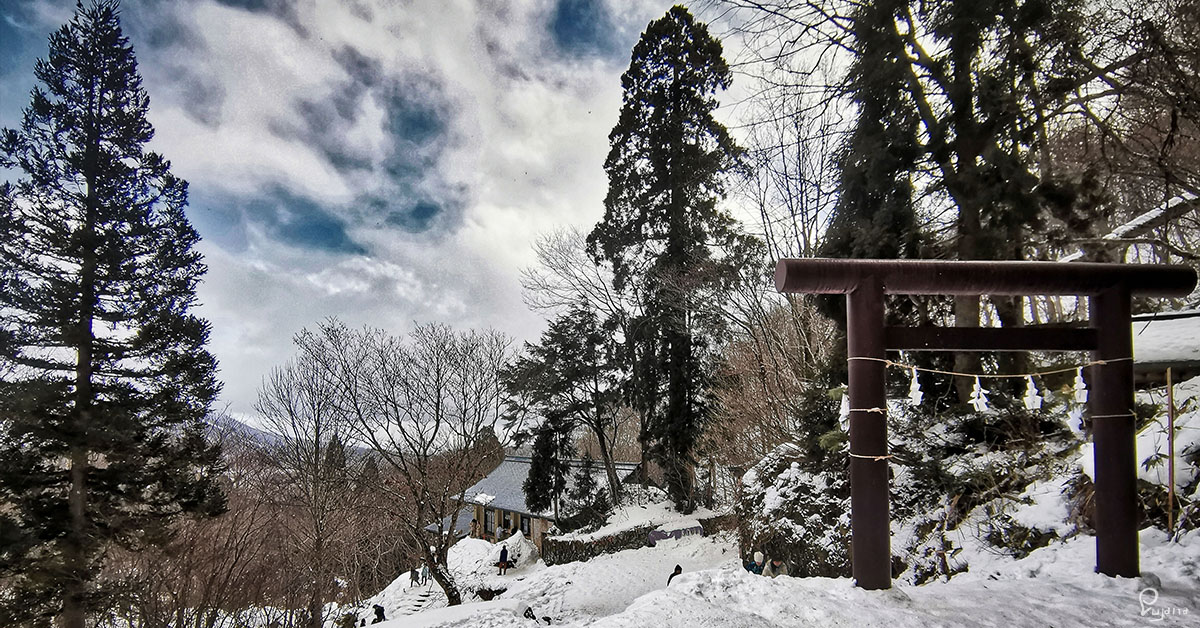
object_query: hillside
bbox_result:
[340,372,1200,627]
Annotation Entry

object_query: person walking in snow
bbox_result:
[763,557,789,578]
[420,561,429,585]
[667,564,682,586]
[498,544,510,575]
[744,551,765,575]
[409,566,420,587]
[371,604,386,624]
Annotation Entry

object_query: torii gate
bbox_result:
[774,258,1197,590]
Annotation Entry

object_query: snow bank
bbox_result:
[499,532,739,624]
[587,530,1198,627]
[1133,311,1200,364]
[555,499,716,542]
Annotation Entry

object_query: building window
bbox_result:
[484,509,495,534]
[502,511,512,531]
[520,515,531,536]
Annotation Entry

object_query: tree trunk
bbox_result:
[429,564,462,606]
[953,194,982,402]
[63,170,100,628]
[61,447,89,628]
[593,425,623,505]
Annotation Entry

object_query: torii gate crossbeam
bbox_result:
[774,258,1197,590]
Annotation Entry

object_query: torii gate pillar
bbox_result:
[846,278,890,590]
[1091,287,1137,576]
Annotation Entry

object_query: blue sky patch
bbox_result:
[264,191,365,255]
[384,200,441,233]
[196,187,366,255]
[549,0,621,58]
[385,85,447,146]
[0,3,49,131]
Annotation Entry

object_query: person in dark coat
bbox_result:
[371,604,385,624]
[498,545,509,575]
[667,564,682,586]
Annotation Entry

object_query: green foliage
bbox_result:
[560,455,611,532]
[587,5,757,512]
[819,0,923,265]
[521,416,573,516]
[504,304,625,502]
[736,443,850,578]
[0,2,224,623]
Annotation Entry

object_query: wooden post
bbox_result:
[1167,367,1176,534]
[846,277,890,590]
[1089,286,1139,577]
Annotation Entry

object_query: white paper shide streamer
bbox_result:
[908,367,923,406]
[838,386,850,429]
[1073,368,1089,403]
[1023,375,1043,410]
[969,376,990,411]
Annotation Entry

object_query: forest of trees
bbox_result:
[1,0,1197,625]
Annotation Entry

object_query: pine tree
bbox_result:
[522,415,573,517]
[587,5,754,512]
[323,434,349,489]
[504,304,626,504]
[0,2,224,625]
[565,454,608,527]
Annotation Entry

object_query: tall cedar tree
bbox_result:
[817,0,1090,398]
[587,6,753,511]
[504,304,625,507]
[819,0,923,267]
[815,0,928,384]
[0,2,224,625]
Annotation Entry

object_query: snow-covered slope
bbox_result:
[590,528,1199,627]
[385,519,1197,627]
[363,369,1200,628]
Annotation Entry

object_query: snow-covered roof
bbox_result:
[423,456,639,535]
[1133,310,1200,365]
[462,456,639,519]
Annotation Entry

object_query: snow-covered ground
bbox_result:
[358,511,1196,627]
[553,498,716,542]
[349,370,1200,628]
[591,530,1198,627]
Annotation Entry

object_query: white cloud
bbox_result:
[120,0,684,417]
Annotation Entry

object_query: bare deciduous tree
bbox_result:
[255,356,369,628]
[296,320,509,607]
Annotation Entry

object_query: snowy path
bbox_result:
[496,533,739,624]
[391,582,440,616]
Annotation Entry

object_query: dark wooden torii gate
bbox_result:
[774,258,1197,590]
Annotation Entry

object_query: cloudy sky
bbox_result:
[0,0,755,421]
